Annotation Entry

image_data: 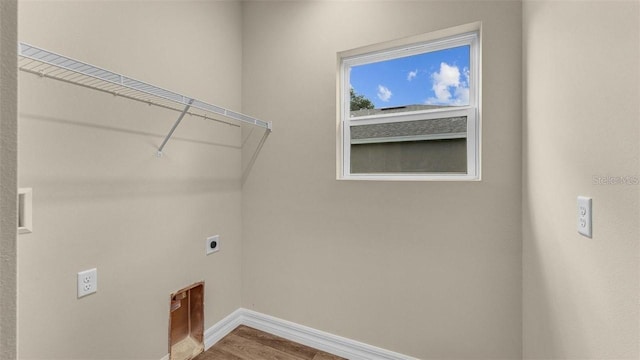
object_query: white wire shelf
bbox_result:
[18,42,272,155]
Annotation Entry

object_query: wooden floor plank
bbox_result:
[194,347,244,360]
[311,353,347,360]
[233,325,317,360]
[217,333,303,360]
[196,325,347,360]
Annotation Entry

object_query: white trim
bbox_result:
[338,22,481,59]
[203,308,245,349]
[341,172,478,182]
[159,308,420,360]
[239,309,419,360]
[342,32,477,70]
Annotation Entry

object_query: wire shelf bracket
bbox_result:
[17,42,272,155]
[156,99,194,157]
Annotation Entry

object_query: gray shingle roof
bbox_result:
[351,116,467,140]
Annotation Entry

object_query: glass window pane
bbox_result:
[350,117,467,174]
[349,45,470,118]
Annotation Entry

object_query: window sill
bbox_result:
[337,174,481,182]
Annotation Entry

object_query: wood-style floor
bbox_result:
[194,325,347,360]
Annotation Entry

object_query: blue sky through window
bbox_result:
[350,45,470,109]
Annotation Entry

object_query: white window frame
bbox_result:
[337,23,481,181]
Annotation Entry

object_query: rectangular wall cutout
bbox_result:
[169,282,204,360]
[18,188,33,234]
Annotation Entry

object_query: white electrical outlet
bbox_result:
[77,268,97,298]
[206,235,220,255]
[577,196,592,238]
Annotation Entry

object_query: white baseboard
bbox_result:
[203,308,245,349]
[205,308,418,360]
[161,308,418,360]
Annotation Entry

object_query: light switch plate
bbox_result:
[577,196,592,238]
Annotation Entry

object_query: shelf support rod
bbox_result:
[157,99,194,157]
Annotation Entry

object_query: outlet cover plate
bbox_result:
[206,235,220,255]
[77,268,97,298]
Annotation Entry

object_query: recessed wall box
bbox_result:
[18,188,33,234]
[169,282,204,360]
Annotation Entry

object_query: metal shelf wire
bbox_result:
[18,42,272,155]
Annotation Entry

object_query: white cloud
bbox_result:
[377,85,392,102]
[463,67,470,85]
[425,62,469,105]
[453,86,469,105]
[407,69,418,81]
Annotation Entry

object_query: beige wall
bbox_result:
[18,1,244,359]
[523,1,639,359]
[17,1,638,359]
[1,0,18,359]
[240,1,523,358]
